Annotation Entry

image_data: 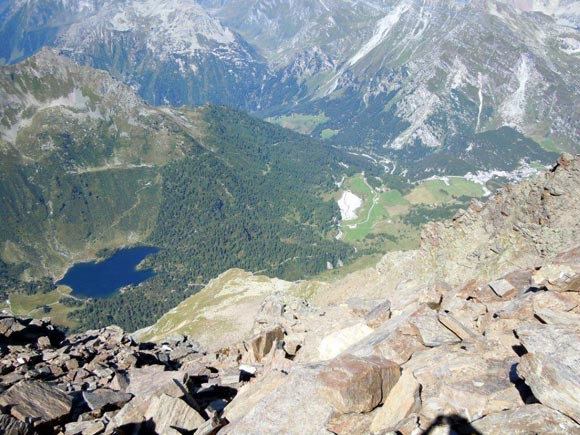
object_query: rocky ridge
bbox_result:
[2,156,580,434]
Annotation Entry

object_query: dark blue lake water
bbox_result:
[56,246,159,298]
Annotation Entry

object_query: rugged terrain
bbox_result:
[1,155,579,434]
[0,49,356,331]
[1,0,577,176]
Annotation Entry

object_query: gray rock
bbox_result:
[0,380,72,425]
[408,305,461,347]
[488,279,517,298]
[517,352,580,423]
[365,300,391,328]
[144,394,205,435]
[82,388,133,411]
[0,413,31,435]
[127,366,187,398]
[534,308,580,327]
[516,323,580,368]
[472,404,580,434]
[195,414,227,435]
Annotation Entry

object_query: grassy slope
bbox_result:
[337,174,485,255]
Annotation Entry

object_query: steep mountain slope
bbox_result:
[2,0,575,179]
[207,0,576,176]
[0,49,355,331]
[0,0,268,108]
[130,154,580,434]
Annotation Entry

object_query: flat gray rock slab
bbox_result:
[517,352,580,423]
[516,323,580,368]
[82,388,133,411]
[127,366,188,398]
[144,394,205,435]
[0,381,72,425]
[472,404,579,434]
[0,413,30,435]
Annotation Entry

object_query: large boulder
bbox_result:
[516,323,580,368]
[318,323,374,361]
[144,394,206,435]
[222,364,335,435]
[472,404,579,434]
[317,354,400,414]
[369,369,421,433]
[405,345,522,421]
[0,381,72,426]
[517,352,580,423]
[126,366,188,398]
[242,325,284,363]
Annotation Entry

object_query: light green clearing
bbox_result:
[10,286,83,329]
[266,113,330,135]
[340,174,484,246]
[406,178,484,205]
[320,128,339,139]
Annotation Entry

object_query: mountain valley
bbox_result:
[0,49,357,331]
[0,1,580,433]
[1,0,577,177]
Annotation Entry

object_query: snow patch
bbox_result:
[464,162,542,196]
[338,191,362,221]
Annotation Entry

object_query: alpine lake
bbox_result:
[56,246,159,298]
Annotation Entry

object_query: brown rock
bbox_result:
[517,352,580,423]
[223,363,335,435]
[349,311,427,365]
[437,313,482,343]
[407,345,522,421]
[317,353,400,414]
[488,279,517,298]
[107,396,149,431]
[369,369,421,433]
[0,380,73,425]
[326,410,375,435]
[243,325,284,363]
[0,317,25,338]
[224,371,287,423]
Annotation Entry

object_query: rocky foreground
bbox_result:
[2,155,580,435]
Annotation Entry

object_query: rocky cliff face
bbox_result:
[2,156,580,434]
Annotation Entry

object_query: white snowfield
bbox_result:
[338,191,363,221]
